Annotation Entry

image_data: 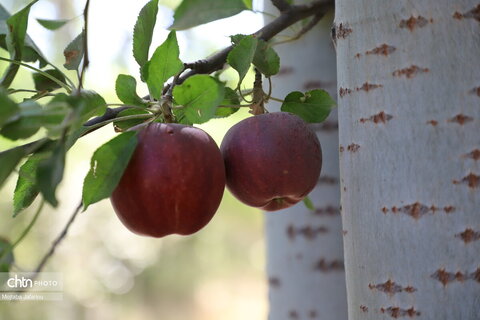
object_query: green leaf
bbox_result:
[173,75,225,124]
[0,238,14,273]
[227,35,257,87]
[82,131,138,210]
[36,18,68,30]
[170,0,248,30]
[215,87,240,117]
[113,108,150,131]
[0,146,26,188]
[1,0,39,87]
[303,196,314,211]
[63,30,84,70]
[5,0,38,57]
[242,0,253,10]
[0,100,43,140]
[281,89,336,123]
[0,89,19,127]
[36,143,66,207]
[253,39,280,77]
[72,90,107,124]
[115,74,147,107]
[32,69,66,91]
[146,31,183,100]
[133,0,159,68]
[13,154,45,216]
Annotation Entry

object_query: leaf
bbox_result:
[63,30,84,70]
[170,0,248,30]
[5,0,38,58]
[227,35,257,87]
[0,89,19,127]
[0,146,26,188]
[215,87,240,117]
[0,100,43,140]
[146,31,183,100]
[133,0,159,68]
[253,39,280,77]
[281,89,336,123]
[72,90,107,124]
[13,154,45,216]
[115,74,147,107]
[0,0,39,87]
[303,196,315,211]
[173,75,225,124]
[113,108,150,131]
[82,131,138,210]
[36,18,68,30]
[32,69,66,91]
[242,0,253,10]
[36,142,66,206]
[0,238,14,273]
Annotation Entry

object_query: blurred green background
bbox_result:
[0,0,269,318]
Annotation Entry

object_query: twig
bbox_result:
[33,201,82,273]
[272,12,325,46]
[78,0,90,91]
[271,0,291,12]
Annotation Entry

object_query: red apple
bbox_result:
[110,123,226,237]
[221,112,321,211]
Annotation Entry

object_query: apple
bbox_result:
[221,112,322,211]
[110,123,226,237]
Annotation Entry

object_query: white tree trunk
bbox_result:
[264,2,348,319]
[335,1,480,319]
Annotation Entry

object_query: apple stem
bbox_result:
[250,69,267,115]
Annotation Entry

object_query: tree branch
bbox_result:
[270,0,291,13]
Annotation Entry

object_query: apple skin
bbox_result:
[220,112,321,211]
[110,123,226,237]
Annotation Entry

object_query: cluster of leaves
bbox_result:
[0,0,335,270]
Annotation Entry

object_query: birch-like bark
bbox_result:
[264,2,348,319]
[335,1,480,319]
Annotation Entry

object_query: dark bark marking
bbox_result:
[469,87,480,96]
[309,121,338,132]
[342,230,348,236]
[448,114,474,125]
[309,310,318,318]
[303,80,335,90]
[356,82,383,92]
[360,305,369,312]
[426,120,438,126]
[399,15,430,31]
[278,66,294,76]
[355,53,362,58]
[335,22,352,39]
[368,279,417,296]
[392,65,429,78]
[431,267,480,286]
[380,307,421,318]
[360,111,393,124]
[269,277,281,288]
[339,87,352,97]
[347,143,360,152]
[366,44,396,56]
[382,202,455,219]
[289,310,299,319]
[317,175,338,185]
[287,225,329,241]
[313,258,344,272]
[339,145,345,152]
[453,5,480,22]
[453,173,480,188]
[313,205,340,216]
[455,228,480,243]
[464,149,480,161]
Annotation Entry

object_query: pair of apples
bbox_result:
[110,112,322,238]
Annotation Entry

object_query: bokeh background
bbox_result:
[0,0,273,318]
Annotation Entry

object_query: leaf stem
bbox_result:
[81,113,154,136]
[0,57,72,93]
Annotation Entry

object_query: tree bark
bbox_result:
[264,2,348,319]
[335,1,480,319]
